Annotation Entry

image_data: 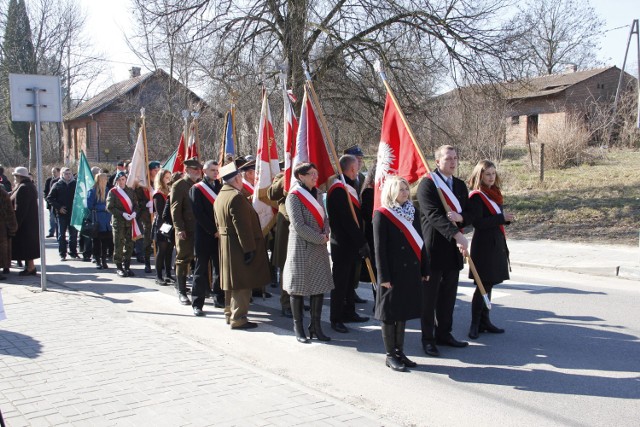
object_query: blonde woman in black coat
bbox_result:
[467,160,515,339]
[373,176,429,371]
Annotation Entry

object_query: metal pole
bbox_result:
[34,88,47,291]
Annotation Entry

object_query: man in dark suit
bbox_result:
[416,145,472,357]
[44,167,60,238]
[189,159,224,316]
[327,154,370,333]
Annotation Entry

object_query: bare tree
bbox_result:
[510,0,604,76]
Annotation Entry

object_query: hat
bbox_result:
[344,145,364,157]
[12,166,30,178]
[183,158,203,169]
[220,162,239,181]
[148,161,161,170]
[116,160,125,167]
[115,171,127,181]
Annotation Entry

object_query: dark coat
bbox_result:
[360,187,376,281]
[152,192,170,243]
[189,177,222,256]
[134,186,152,223]
[86,188,112,233]
[44,176,59,209]
[417,173,472,272]
[170,176,196,234]
[0,187,18,268]
[327,177,366,262]
[11,179,40,260]
[47,178,76,218]
[214,184,271,291]
[0,174,11,192]
[267,173,289,269]
[468,193,510,284]
[373,210,428,321]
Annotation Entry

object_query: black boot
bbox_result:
[290,295,309,343]
[177,276,191,305]
[124,260,134,277]
[144,256,152,273]
[394,321,416,367]
[469,290,483,339]
[381,323,405,372]
[480,290,504,334]
[308,294,330,342]
[101,258,108,270]
[116,263,128,277]
[95,258,103,269]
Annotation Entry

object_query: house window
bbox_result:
[597,83,605,89]
[511,116,520,125]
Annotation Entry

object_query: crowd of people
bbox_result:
[0,143,514,372]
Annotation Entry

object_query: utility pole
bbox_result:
[612,20,640,132]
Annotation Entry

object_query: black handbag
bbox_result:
[80,209,99,238]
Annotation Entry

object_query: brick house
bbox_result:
[63,68,210,165]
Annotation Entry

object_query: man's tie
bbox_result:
[447,177,453,190]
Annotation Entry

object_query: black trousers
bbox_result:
[92,232,113,261]
[421,268,460,343]
[330,258,358,322]
[192,235,222,309]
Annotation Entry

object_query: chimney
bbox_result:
[564,64,577,73]
[129,67,141,78]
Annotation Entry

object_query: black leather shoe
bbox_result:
[155,278,167,286]
[232,321,258,330]
[193,307,205,317]
[331,322,348,333]
[396,351,417,368]
[437,336,469,348]
[423,342,440,357]
[165,276,176,284]
[214,299,225,308]
[179,293,191,305]
[480,322,505,334]
[353,292,367,304]
[69,254,80,259]
[342,313,369,323]
[126,269,135,277]
[385,355,406,372]
[116,269,128,278]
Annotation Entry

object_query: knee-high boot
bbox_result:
[308,294,330,342]
[290,295,309,343]
[381,322,405,372]
[480,289,504,333]
[469,288,484,339]
[394,321,416,367]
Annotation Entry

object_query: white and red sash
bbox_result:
[428,172,462,213]
[112,187,142,240]
[291,185,325,230]
[194,181,217,205]
[377,207,423,261]
[469,190,505,236]
[242,179,254,196]
[328,180,360,209]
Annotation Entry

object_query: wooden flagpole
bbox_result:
[375,62,490,309]
[302,63,377,286]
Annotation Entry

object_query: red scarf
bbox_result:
[481,185,503,205]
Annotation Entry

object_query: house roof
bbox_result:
[64,69,203,121]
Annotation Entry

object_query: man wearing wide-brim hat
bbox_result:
[214,161,271,329]
[170,157,202,305]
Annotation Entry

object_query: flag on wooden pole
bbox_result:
[70,151,95,230]
[253,89,279,231]
[283,87,299,192]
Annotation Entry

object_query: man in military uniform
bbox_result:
[214,162,271,329]
[189,159,223,316]
[106,171,140,277]
[267,169,292,317]
[171,158,201,305]
[134,161,160,273]
[237,156,256,199]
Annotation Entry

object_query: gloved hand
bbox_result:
[146,201,153,210]
[243,251,255,265]
[122,212,132,221]
[358,242,370,258]
[130,211,137,219]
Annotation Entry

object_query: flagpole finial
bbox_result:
[191,111,200,120]
[181,110,189,120]
[374,59,387,82]
[140,107,145,118]
[302,61,312,81]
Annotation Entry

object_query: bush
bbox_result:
[532,117,589,169]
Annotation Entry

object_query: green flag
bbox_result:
[70,151,95,229]
[162,147,178,171]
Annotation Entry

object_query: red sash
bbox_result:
[377,207,423,261]
[112,187,142,240]
[242,179,254,196]
[469,190,505,236]
[428,172,462,213]
[194,181,217,205]
[291,186,325,230]
[328,180,360,209]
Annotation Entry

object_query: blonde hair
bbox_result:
[380,176,410,209]
[154,168,171,195]
[467,159,500,190]
[93,173,108,202]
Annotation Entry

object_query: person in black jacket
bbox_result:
[44,167,60,238]
[0,165,11,192]
[47,167,79,260]
[466,160,514,339]
[416,145,472,357]
[152,169,173,285]
[374,176,429,371]
[189,160,224,316]
[327,155,370,333]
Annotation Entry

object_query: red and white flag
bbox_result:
[374,93,428,209]
[173,132,186,173]
[126,127,149,189]
[283,87,299,192]
[186,121,199,160]
[253,88,280,230]
[292,87,334,188]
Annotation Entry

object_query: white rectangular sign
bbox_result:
[9,73,63,123]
